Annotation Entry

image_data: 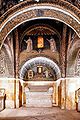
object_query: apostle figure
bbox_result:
[45,70,48,78]
[24,37,33,52]
[47,37,56,52]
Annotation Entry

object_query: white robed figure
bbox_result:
[47,37,57,52]
[24,37,33,52]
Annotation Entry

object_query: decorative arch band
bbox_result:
[0,2,80,49]
[20,56,61,80]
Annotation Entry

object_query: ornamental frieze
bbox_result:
[0,7,80,45]
[0,0,80,17]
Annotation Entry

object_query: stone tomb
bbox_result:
[25,83,53,107]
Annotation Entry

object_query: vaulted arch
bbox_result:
[0,1,80,49]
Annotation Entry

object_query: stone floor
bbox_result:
[0,107,80,120]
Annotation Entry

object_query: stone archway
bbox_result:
[0,1,80,49]
[19,56,61,107]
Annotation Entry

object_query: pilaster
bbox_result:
[14,28,22,108]
[60,24,67,77]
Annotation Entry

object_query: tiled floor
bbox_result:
[0,107,80,120]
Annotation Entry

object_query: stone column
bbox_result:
[14,28,19,78]
[60,24,67,77]
[68,28,72,50]
[55,83,58,106]
[52,82,56,105]
[14,28,22,108]
[60,24,67,109]
[61,79,66,109]
[58,81,61,107]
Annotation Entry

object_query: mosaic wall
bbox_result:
[0,0,80,110]
[0,35,14,78]
[67,36,80,77]
[0,1,80,46]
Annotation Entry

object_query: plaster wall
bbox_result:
[0,78,80,110]
[0,79,15,108]
[66,78,80,110]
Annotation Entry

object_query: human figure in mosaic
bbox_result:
[47,37,57,52]
[45,70,48,78]
[24,37,33,52]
